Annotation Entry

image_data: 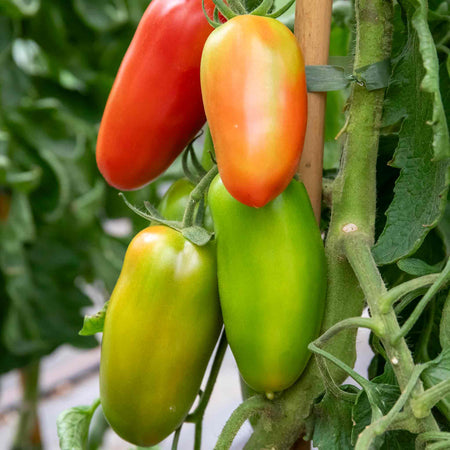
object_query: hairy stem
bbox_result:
[355,364,429,449]
[379,274,441,313]
[411,378,450,419]
[182,165,218,228]
[344,235,439,433]
[393,259,450,343]
[214,396,276,450]
[186,332,228,450]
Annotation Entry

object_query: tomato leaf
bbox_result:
[57,398,100,450]
[372,0,450,265]
[79,301,109,336]
[182,225,214,246]
[352,366,416,448]
[311,385,359,450]
[397,258,444,276]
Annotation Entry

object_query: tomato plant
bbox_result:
[42,0,449,448]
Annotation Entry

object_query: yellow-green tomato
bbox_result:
[208,176,326,395]
[100,226,221,446]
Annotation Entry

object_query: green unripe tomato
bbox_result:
[208,176,326,395]
[158,178,214,231]
[100,226,222,446]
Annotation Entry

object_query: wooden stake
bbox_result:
[295,0,333,223]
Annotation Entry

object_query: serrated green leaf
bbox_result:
[79,301,109,336]
[352,366,416,448]
[182,226,213,246]
[372,0,450,265]
[397,257,443,276]
[57,398,100,450]
[312,385,359,449]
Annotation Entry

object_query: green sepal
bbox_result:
[79,301,109,336]
[120,194,213,247]
[182,226,214,246]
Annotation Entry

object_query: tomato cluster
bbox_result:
[96,0,326,446]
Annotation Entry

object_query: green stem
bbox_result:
[379,274,441,313]
[314,352,358,401]
[315,316,380,346]
[184,332,228,449]
[309,343,372,391]
[201,125,215,171]
[393,258,450,343]
[13,360,41,450]
[309,316,380,398]
[428,441,450,450]
[355,364,429,449]
[227,0,247,14]
[187,332,227,423]
[210,0,237,19]
[343,234,439,432]
[182,165,218,228]
[214,396,276,450]
[394,288,428,314]
[171,425,182,450]
[411,378,450,419]
[416,432,450,449]
[416,299,435,363]
[249,0,274,16]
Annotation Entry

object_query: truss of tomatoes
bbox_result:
[96,1,325,447]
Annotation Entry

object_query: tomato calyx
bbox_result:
[120,161,218,247]
[203,0,296,28]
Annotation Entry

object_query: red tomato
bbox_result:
[200,15,308,207]
[96,0,216,190]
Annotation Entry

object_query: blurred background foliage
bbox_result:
[0,1,172,447]
[0,0,352,448]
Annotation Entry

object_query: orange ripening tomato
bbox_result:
[96,0,217,191]
[201,15,307,207]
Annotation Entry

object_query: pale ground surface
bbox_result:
[0,312,372,450]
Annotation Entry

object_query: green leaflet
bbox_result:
[57,398,100,450]
[372,1,450,265]
[311,386,359,450]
